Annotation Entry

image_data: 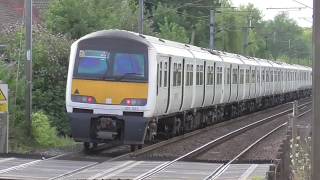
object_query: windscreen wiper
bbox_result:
[115,73,143,81]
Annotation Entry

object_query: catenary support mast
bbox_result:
[25,0,32,136]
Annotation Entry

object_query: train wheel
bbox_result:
[83,142,97,153]
[130,145,137,152]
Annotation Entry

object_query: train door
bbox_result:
[166,57,183,114]
[213,62,223,105]
[238,67,244,101]
[203,61,214,107]
[191,59,205,108]
[229,65,239,103]
[221,63,231,104]
[246,67,251,99]
[180,58,194,111]
[155,55,170,115]
[256,67,260,98]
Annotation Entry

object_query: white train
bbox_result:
[66,30,311,151]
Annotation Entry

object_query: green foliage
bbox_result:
[32,111,74,147]
[32,111,59,147]
[46,0,153,39]
[158,17,189,43]
[0,26,72,151]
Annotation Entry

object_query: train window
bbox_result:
[77,50,109,77]
[266,70,269,82]
[240,69,244,84]
[164,62,168,87]
[232,68,238,84]
[262,70,265,82]
[251,69,255,83]
[186,65,190,86]
[177,63,182,86]
[207,66,214,85]
[113,53,145,77]
[211,67,215,85]
[190,65,194,85]
[207,67,210,85]
[270,71,273,82]
[173,63,177,86]
[200,65,204,85]
[227,68,231,84]
[246,69,250,83]
[217,67,223,84]
[196,65,200,85]
[159,62,162,87]
[257,69,260,83]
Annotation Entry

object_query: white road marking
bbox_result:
[0,159,42,174]
[102,161,144,179]
[88,161,135,180]
[239,164,259,180]
[0,158,15,164]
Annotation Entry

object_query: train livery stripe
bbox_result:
[72,79,148,104]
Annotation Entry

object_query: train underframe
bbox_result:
[146,89,312,143]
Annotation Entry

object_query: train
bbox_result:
[65,30,312,151]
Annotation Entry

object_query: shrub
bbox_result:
[32,111,74,148]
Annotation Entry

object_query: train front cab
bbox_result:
[66,33,152,147]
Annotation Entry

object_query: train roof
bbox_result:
[77,29,311,71]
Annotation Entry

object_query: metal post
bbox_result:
[209,9,215,49]
[243,17,250,56]
[25,0,32,136]
[291,101,298,156]
[138,0,144,34]
[312,0,320,179]
[190,25,195,45]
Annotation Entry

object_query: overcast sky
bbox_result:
[231,0,313,27]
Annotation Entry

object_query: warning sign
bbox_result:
[0,84,8,112]
[0,89,6,101]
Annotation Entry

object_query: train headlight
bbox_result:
[72,95,96,103]
[120,98,147,106]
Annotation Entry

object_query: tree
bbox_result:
[46,0,153,39]
[158,17,189,43]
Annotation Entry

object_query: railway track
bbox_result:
[130,100,311,180]
[0,98,311,179]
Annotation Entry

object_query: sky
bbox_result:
[231,0,313,27]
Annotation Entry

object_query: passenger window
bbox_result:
[196,65,200,85]
[200,65,204,85]
[232,68,238,84]
[227,68,231,84]
[177,63,182,86]
[173,63,177,86]
[186,64,190,86]
[190,65,194,85]
[217,67,223,85]
[164,62,168,87]
[240,69,244,84]
[159,62,162,87]
[246,69,250,83]
[251,69,255,83]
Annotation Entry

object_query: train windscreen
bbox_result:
[74,38,148,82]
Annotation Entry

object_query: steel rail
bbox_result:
[131,98,311,158]
[133,101,311,180]
[204,123,287,180]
